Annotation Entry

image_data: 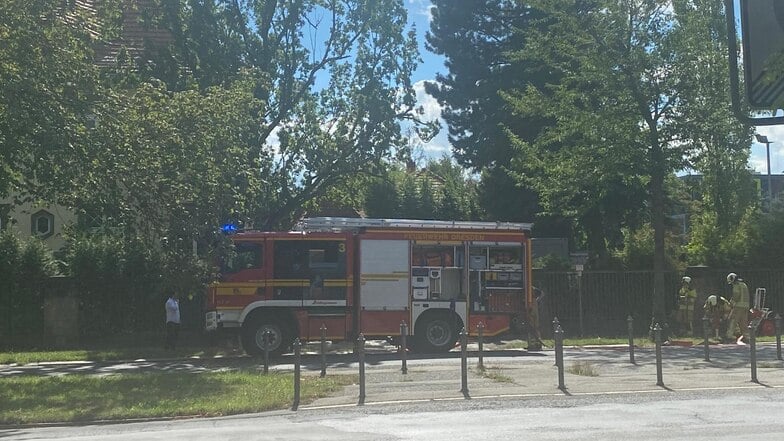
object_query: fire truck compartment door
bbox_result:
[360,239,409,311]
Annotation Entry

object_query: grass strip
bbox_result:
[0,371,354,425]
[0,347,241,365]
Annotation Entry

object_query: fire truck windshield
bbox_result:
[220,242,263,277]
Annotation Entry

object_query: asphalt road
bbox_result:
[5,388,783,441]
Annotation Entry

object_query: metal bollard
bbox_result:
[654,323,664,387]
[263,329,271,374]
[702,316,711,362]
[749,322,758,383]
[357,333,366,405]
[320,324,327,378]
[555,324,565,391]
[627,315,635,364]
[477,322,485,370]
[552,317,560,366]
[400,321,408,375]
[292,338,301,410]
[776,313,782,361]
[460,327,469,395]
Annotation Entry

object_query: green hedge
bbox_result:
[0,232,56,348]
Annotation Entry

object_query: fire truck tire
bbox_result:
[414,312,460,353]
[241,316,291,357]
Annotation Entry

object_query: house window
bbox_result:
[31,209,55,239]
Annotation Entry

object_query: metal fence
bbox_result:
[533,268,784,338]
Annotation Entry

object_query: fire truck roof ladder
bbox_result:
[299,217,532,232]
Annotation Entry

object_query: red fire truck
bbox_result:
[204,217,534,355]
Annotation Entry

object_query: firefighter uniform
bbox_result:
[726,273,750,342]
[676,277,697,335]
[703,295,731,340]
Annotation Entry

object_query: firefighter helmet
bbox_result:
[706,295,717,306]
[726,273,737,284]
[682,276,691,284]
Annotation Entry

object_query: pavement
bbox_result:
[302,341,784,408]
[4,339,784,411]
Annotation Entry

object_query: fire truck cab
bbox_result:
[204,217,533,355]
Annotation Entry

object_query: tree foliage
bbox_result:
[135,0,427,229]
[363,158,480,220]
[70,74,268,252]
[503,0,752,318]
[425,0,551,223]
[0,0,98,198]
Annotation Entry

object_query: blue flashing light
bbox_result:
[221,223,238,235]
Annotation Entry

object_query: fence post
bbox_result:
[263,329,271,375]
[552,317,560,366]
[320,324,327,378]
[477,322,485,370]
[749,322,758,384]
[460,327,469,396]
[357,333,366,405]
[776,313,782,361]
[702,316,711,362]
[291,338,301,411]
[555,324,565,391]
[577,270,585,337]
[654,323,664,387]
[627,315,635,364]
[400,321,408,375]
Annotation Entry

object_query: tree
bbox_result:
[425,0,552,223]
[0,0,98,198]
[362,158,480,220]
[72,74,268,253]
[134,0,427,229]
[504,0,751,325]
[669,0,755,231]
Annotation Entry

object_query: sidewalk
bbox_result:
[2,341,783,409]
[301,343,784,408]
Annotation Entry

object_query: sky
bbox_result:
[405,0,451,160]
[404,0,784,175]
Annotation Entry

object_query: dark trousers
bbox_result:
[165,321,180,350]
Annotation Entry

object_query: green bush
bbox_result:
[0,232,57,348]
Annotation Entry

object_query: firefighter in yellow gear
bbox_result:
[726,273,750,344]
[676,276,697,335]
[703,294,731,340]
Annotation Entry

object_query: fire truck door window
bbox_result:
[274,241,308,278]
[223,242,263,275]
[307,241,347,300]
[272,240,347,300]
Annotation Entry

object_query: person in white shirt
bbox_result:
[164,292,181,351]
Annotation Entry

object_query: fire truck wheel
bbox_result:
[241,316,290,357]
[414,312,460,353]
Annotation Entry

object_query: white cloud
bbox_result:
[414,80,442,121]
[407,0,434,22]
[410,79,452,159]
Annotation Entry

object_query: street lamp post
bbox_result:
[755,134,773,209]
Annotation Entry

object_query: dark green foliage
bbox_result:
[0,0,98,198]
[363,159,480,220]
[63,233,208,338]
[426,0,552,224]
[0,233,56,348]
